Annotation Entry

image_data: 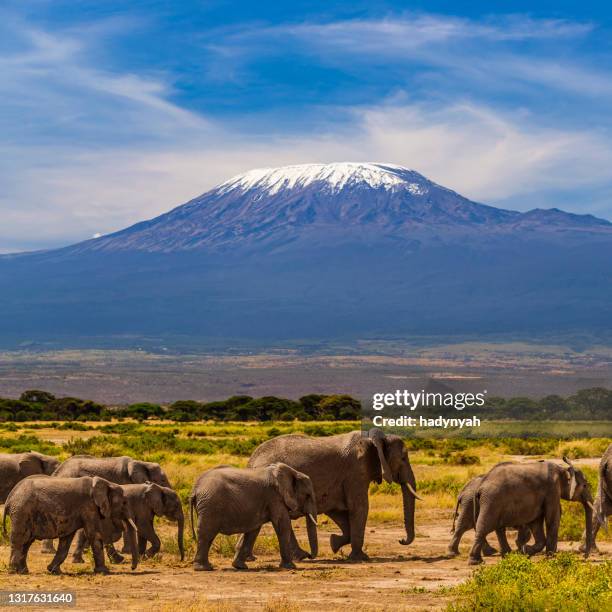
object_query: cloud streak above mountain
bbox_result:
[2,5,612,251]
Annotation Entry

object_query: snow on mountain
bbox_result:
[217,162,429,195]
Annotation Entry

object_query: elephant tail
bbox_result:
[189,495,197,542]
[2,503,8,536]
[450,495,461,534]
[473,490,481,528]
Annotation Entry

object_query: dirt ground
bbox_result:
[1,509,609,612]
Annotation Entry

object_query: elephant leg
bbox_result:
[581,496,608,554]
[271,511,297,570]
[48,533,75,574]
[495,528,512,556]
[346,492,369,562]
[468,509,492,566]
[544,503,561,556]
[515,525,532,553]
[140,523,161,558]
[40,538,56,554]
[193,519,216,571]
[105,542,125,564]
[482,537,498,557]
[235,527,261,562]
[10,537,34,574]
[288,520,310,561]
[525,519,546,556]
[72,529,89,563]
[233,529,258,570]
[91,537,109,574]
[327,510,351,554]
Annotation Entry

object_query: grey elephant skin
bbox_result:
[246,428,420,561]
[581,443,612,552]
[0,451,60,503]
[469,458,595,565]
[448,473,532,557]
[51,454,171,558]
[73,483,185,562]
[53,455,171,486]
[190,463,318,571]
[3,475,138,574]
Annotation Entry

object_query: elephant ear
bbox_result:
[145,483,165,516]
[91,477,111,518]
[271,464,300,513]
[127,460,149,484]
[18,452,43,477]
[563,456,578,499]
[368,429,393,484]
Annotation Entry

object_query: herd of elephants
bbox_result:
[1,429,611,575]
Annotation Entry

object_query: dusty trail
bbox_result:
[1,509,609,611]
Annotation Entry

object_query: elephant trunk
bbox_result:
[176,511,185,561]
[123,519,139,570]
[305,510,318,559]
[399,482,416,546]
[582,498,594,558]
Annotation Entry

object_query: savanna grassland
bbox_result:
[0,421,611,611]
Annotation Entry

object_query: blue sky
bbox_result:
[2,1,612,252]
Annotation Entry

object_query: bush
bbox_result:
[450,553,612,611]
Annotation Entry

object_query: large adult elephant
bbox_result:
[3,475,138,574]
[469,458,595,565]
[0,451,60,503]
[581,443,612,553]
[51,454,171,560]
[244,428,420,561]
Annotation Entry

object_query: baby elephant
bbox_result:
[72,482,185,563]
[190,463,318,571]
[448,474,532,557]
[3,476,138,574]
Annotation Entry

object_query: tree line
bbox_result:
[0,387,610,423]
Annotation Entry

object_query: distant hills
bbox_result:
[1,162,611,347]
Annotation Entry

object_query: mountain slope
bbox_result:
[1,163,611,347]
[62,163,611,255]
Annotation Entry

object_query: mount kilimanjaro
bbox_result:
[1,162,611,347]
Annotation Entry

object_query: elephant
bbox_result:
[189,463,318,571]
[3,475,138,574]
[0,451,61,503]
[468,457,595,565]
[51,454,171,559]
[581,443,612,553]
[243,428,421,562]
[72,482,185,562]
[447,473,532,557]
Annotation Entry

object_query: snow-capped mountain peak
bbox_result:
[217,162,429,196]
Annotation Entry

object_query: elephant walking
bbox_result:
[3,476,138,574]
[51,454,172,560]
[448,473,532,557]
[0,451,60,503]
[581,443,612,553]
[243,428,421,562]
[72,483,184,563]
[190,463,317,571]
[469,458,595,565]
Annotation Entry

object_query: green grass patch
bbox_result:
[450,552,612,611]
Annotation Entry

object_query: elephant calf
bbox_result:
[3,476,138,574]
[469,458,595,565]
[72,482,185,563]
[190,463,318,571]
[448,473,532,557]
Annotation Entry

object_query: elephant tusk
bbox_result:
[586,501,595,512]
[405,482,423,501]
[128,518,138,532]
[307,514,318,526]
